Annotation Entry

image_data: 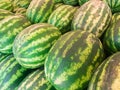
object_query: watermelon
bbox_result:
[0,9,14,20]
[45,30,105,90]
[0,0,13,11]
[103,0,120,13]
[72,0,112,37]
[103,13,120,54]
[48,5,78,34]
[63,0,78,6]
[18,67,56,90]
[88,52,120,90]
[13,23,61,69]
[0,15,31,54]
[0,55,32,90]
[26,0,54,24]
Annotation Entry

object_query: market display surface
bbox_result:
[0,0,120,90]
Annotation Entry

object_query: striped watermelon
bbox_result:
[48,5,78,34]
[26,0,54,24]
[45,30,105,90]
[0,52,8,62]
[13,23,61,69]
[103,0,120,13]
[0,15,31,54]
[103,13,120,54]
[78,0,89,5]
[0,9,14,20]
[0,55,32,90]
[63,0,78,6]
[18,67,56,90]
[0,0,13,11]
[88,52,120,90]
[72,0,112,37]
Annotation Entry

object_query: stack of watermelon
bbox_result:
[0,0,120,90]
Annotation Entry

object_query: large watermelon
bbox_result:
[18,67,56,90]
[45,30,105,90]
[13,23,61,69]
[0,55,32,90]
[26,0,54,23]
[72,0,112,37]
[88,52,120,90]
[48,5,78,34]
[103,13,120,54]
[0,15,31,54]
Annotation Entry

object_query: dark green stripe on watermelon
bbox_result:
[13,23,61,69]
[45,30,105,90]
[0,0,13,11]
[0,15,31,54]
[72,0,112,37]
[103,13,120,54]
[18,67,56,90]
[0,9,14,20]
[103,0,120,13]
[26,0,54,23]
[48,5,78,34]
[0,55,32,90]
[0,52,8,62]
[88,52,120,90]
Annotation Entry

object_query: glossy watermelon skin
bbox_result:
[18,67,56,90]
[72,0,112,38]
[13,23,61,69]
[0,9,14,20]
[26,0,54,24]
[48,5,78,34]
[103,0,120,13]
[45,30,105,90]
[88,52,120,90]
[0,55,32,90]
[0,15,31,54]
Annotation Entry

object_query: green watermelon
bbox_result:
[0,15,31,54]
[88,52,120,90]
[13,23,61,69]
[48,5,78,34]
[18,67,56,90]
[0,9,14,20]
[72,0,112,37]
[45,30,105,90]
[103,13,120,54]
[26,0,54,23]
[0,55,32,90]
